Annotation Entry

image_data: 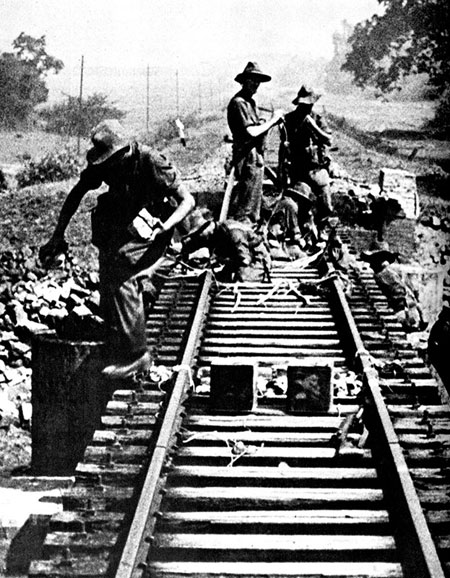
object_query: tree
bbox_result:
[0,33,63,127]
[39,93,126,137]
[342,0,450,130]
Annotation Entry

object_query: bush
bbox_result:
[16,146,81,188]
[39,93,125,137]
[428,87,450,138]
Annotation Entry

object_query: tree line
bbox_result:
[0,33,124,134]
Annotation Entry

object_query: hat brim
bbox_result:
[182,219,214,242]
[235,72,271,84]
[87,143,130,166]
[285,186,315,206]
[360,249,397,264]
[292,94,321,105]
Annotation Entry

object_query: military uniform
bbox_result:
[41,120,194,377]
[279,109,332,219]
[86,143,185,360]
[213,219,270,281]
[227,90,265,223]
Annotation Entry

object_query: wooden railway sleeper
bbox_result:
[28,244,448,577]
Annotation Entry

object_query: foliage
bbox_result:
[342,0,450,128]
[0,33,63,128]
[16,147,81,188]
[39,93,126,137]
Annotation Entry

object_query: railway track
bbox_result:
[29,194,449,577]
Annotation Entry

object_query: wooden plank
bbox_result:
[180,431,355,444]
[208,309,332,316]
[92,429,154,446]
[176,446,371,461]
[392,418,450,432]
[204,329,339,338]
[83,445,147,464]
[199,346,342,356]
[185,415,344,428]
[165,486,384,505]
[168,465,378,482]
[146,561,403,577]
[389,406,450,418]
[201,337,341,347]
[152,532,396,551]
[44,530,117,551]
[49,510,125,532]
[398,434,450,447]
[206,320,336,329]
[106,401,161,415]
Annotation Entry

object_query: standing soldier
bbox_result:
[39,119,195,379]
[227,61,284,224]
[279,85,333,224]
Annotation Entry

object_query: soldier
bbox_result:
[227,61,284,224]
[181,208,271,282]
[265,182,318,259]
[279,85,333,223]
[361,243,425,332]
[39,119,195,379]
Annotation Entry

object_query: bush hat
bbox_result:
[360,245,398,267]
[285,182,315,207]
[87,119,130,165]
[235,61,271,84]
[292,85,321,105]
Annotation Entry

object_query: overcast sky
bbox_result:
[1,0,381,69]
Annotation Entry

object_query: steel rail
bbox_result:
[117,162,235,578]
[117,162,237,576]
[328,262,446,578]
[115,270,214,578]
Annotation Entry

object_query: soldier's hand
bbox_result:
[272,109,285,124]
[39,238,68,268]
[149,221,167,243]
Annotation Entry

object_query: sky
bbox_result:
[1,0,382,118]
[1,0,381,69]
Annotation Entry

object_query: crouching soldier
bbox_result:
[181,208,271,282]
[361,243,425,332]
[266,182,319,259]
[39,119,195,379]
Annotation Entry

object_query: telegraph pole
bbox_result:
[77,55,84,156]
[175,68,180,117]
[146,64,150,134]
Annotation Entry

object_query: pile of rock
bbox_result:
[0,246,102,387]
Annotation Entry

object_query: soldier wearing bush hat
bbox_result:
[227,62,284,224]
[360,241,425,331]
[279,84,333,224]
[39,119,195,379]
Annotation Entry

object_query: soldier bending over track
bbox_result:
[181,208,271,282]
[39,119,195,379]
